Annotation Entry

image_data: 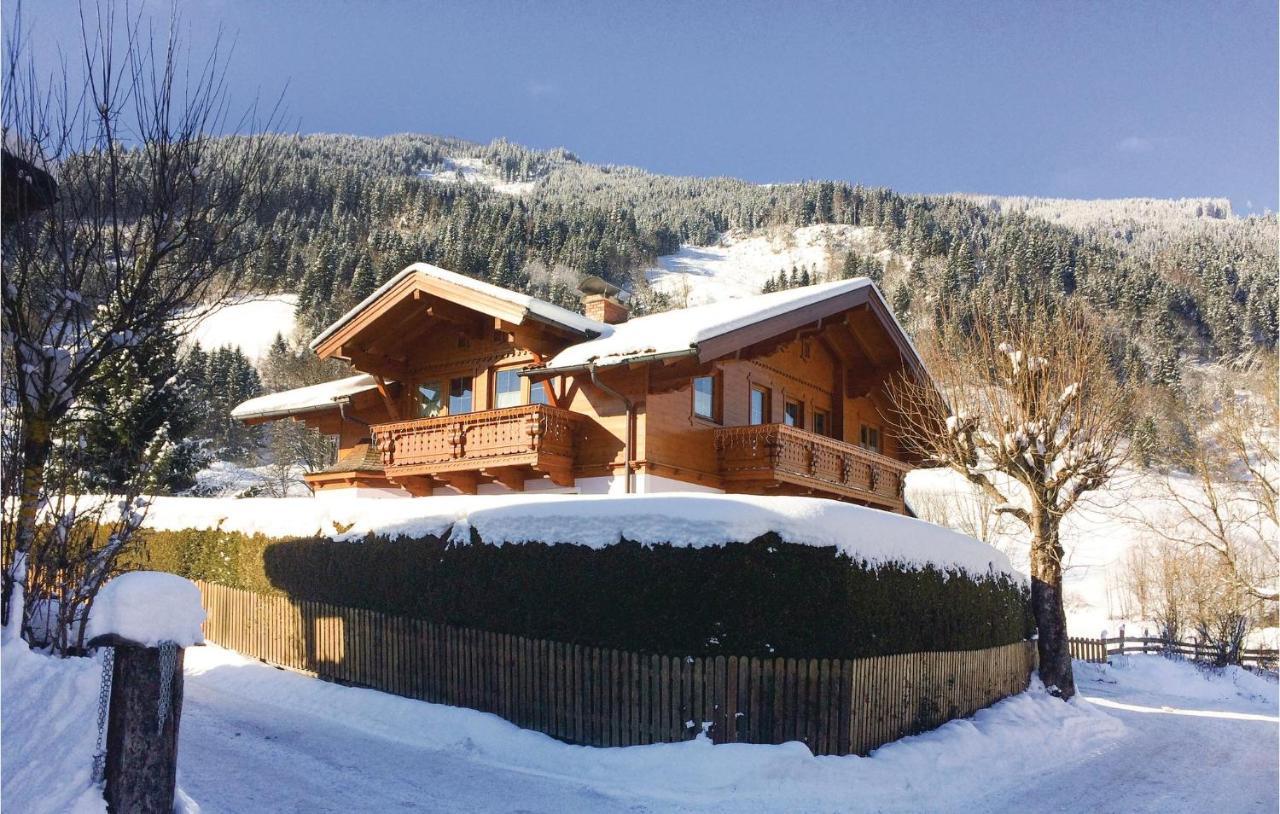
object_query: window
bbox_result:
[784,399,804,429]
[813,409,830,437]
[749,385,771,425]
[417,382,443,418]
[860,424,881,453]
[448,377,473,414]
[530,376,558,406]
[693,375,717,421]
[494,369,523,409]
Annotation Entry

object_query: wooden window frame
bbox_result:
[691,373,721,424]
[784,398,805,429]
[812,408,830,437]
[860,423,882,453]
[492,366,527,409]
[447,375,474,415]
[749,384,771,426]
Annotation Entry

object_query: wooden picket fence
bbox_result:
[196,581,1037,756]
[1069,630,1278,668]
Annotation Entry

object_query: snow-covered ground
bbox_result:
[417,156,537,195]
[5,628,1274,813]
[645,225,890,307]
[181,294,298,361]
[164,646,1271,813]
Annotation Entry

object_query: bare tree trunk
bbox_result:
[2,411,53,628]
[1030,511,1075,699]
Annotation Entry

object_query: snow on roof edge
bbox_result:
[542,277,878,372]
[308,263,608,351]
[231,374,380,421]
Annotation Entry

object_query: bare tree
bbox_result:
[1,2,283,639]
[907,481,1016,555]
[890,301,1129,699]
[1140,356,1278,605]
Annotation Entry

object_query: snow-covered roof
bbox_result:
[543,277,879,372]
[138,493,1022,581]
[309,262,607,351]
[231,374,381,422]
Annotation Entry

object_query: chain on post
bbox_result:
[91,647,115,784]
[156,641,178,734]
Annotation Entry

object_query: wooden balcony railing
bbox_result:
[714,424,911,511]
[370,404,583,490]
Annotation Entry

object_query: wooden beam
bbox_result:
[527,352,560,408]
[481,466,526,491]
[373,375,401,420]
[438,471,479,495]
[541,464,575,488]
[392,474,436,497]
[344,348,412,380]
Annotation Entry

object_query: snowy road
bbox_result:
[177,648,1277,813]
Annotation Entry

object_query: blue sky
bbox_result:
[16,1,1279,212]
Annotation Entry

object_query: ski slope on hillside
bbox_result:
[183,295,298,361]
[417,156,537,195]
[644,225,889,307]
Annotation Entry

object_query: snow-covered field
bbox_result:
[9,631,1273,814]
[644,225,888,307]
[181,294,298,360]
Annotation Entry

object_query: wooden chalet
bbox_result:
[232,262,936,513]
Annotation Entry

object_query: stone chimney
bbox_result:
[578,275,629,324]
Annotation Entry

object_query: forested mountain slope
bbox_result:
[216,133,1275,383]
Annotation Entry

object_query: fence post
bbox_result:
[88,638,188,814]
[85,572,204,814]
[1118,624,1125,659]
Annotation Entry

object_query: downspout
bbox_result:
[336,398,370,431]
[588,361,635,494]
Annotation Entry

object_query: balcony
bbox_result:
[370,404,584,494]
[714,424,911,512]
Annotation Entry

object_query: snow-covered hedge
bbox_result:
[131,495,1032,658]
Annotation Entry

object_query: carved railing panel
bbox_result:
[714,424,911,507]
[371,405,581,472]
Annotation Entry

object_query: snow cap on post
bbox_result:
[87,572,206,648]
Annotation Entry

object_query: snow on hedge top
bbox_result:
[231,374,380,421]
[545,277,874,371]
[87,571,205,647]
[140,493,1020,581]
[309,262,607,350]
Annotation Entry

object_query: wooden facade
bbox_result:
[237,263,936,513]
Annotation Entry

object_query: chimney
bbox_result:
[578,275,629,324]
[583,293,629,325]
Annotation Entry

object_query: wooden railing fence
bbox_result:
[1069,628,1278,668]
[197,581,1036,756]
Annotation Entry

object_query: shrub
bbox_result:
[136,527,1033,659]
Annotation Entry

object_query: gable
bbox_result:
[310,263,607,364]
